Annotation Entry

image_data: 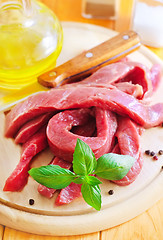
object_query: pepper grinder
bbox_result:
[0,0,63,89]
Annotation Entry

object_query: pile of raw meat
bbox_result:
[3,60,163,205]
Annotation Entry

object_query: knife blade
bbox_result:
[0,30,140,111]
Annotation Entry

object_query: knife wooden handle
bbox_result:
[38,30,141,88]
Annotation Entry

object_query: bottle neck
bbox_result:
[0,0,33,25]
[0,0,32,16]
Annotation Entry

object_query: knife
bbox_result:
[0,30,140,111]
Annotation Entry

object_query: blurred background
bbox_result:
[41,0,163,58]
[1,0,163,90]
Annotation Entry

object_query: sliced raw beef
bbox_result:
[5,86,163,138]
[38,157,72,198]
[3,127,48,191]
[38,117,95,199]
[47,108,117,161]
[113,117,143,186]
[111,143,120,154]
[112,82,143,98]
[66,82,144,99]
[15,113,52,144]
[150,64,162,91]
[71,115,96,137]
[3,61,163,197]
[61,62,155,99]
[55,182,82,205]
[5,61,161,138]
[118,62,152,99]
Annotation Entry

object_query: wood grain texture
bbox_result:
[0,225,4,240]
[101,198,163,240]
[2,0,163,239]
[3,228,99,240]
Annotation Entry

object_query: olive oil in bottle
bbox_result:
[0,0,63,89]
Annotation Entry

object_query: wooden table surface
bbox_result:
[1,0,163,239]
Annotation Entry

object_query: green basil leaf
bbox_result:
[85,176,102,185]
[29,165,76,189]
[72,176,85,184]
[73,139,96,176]
[81,182,101,211]
[94,153,135,180]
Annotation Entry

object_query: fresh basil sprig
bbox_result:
[29,165,76,189]
[29,139,135,211]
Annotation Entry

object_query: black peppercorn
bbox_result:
[145,150,151,155]
[150,151,155,156]
[108,190,114,195]
[29,199,35,205]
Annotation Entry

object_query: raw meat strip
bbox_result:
[5,85,163,138]
[113,117,143,186]
[64,62,153,98]
[150,64,162,91]
[38,157,72,198]
[112,82,143,98]
[47,108,117,161]
[55,182,82,205]
[3,127,48,191]
[38,117,95,199]
[15,113,52,144]
[71,115,96,137]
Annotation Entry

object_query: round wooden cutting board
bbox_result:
[0,22,163,236]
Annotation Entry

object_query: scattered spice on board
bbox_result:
[108,190,114,195]
[29,199,35,205]
[150,151,155,157]
[145,150,151,156]
[153,156,158,161]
